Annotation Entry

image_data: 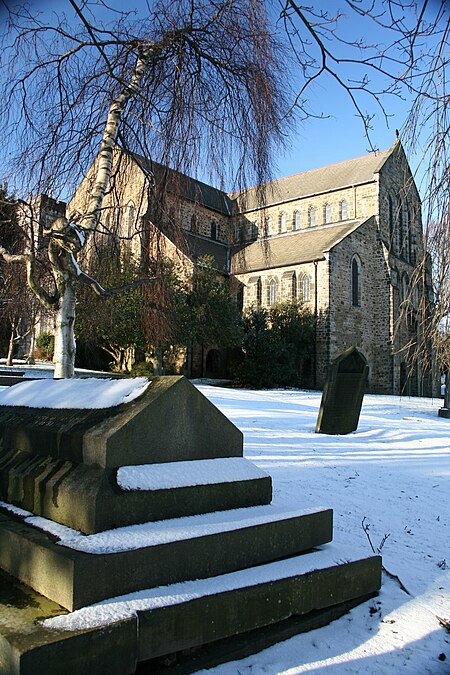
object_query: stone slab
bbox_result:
[0,507,333,611]
[0,450,272,533]
[136,554,382,661]
[0,376,243,468]
[0,570,137,675]
[139,594,376,674]
[0,551,381,675]
[438,407,450,419]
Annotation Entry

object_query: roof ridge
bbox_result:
[232,145,394,197]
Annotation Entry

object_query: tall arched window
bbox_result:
[308,206,316,228]
[265,215,272,236]
[293,210,300,230]
[340,199,348,221]
[324,203,332,224]
[126,202,135,239]
[397,199,404,253]
[388,194,394,245]
[302,274,311,302]
[401,272,409,303]
[268,279,277,305]
[351,256,361,306]
[278,212,286,233]
[292,273,297,299]
[210,220,217,240]
[256,277,262,307]
[251,221,258,240]
[190,214,197,233]
[406,208,413,262]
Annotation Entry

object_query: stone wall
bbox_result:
[328,217,393,393]
[238,181,379,239]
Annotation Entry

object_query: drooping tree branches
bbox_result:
[0,0,291,376]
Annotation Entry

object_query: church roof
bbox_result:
[232,146,395,212]
[232,218,373,273]
[183,232,229,272]
[132,153,234,216]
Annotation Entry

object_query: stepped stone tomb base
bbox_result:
[0,376,381,674]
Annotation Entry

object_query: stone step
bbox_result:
[0,452,272,533]
[0,503,333,611]
[0,547,382,674]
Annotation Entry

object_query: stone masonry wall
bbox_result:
[328,217,393,393]
[238,181,379,240]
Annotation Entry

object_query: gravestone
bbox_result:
[0,375,381,673]
[316,346,369,435]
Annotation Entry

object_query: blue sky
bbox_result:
[3,0,442,198]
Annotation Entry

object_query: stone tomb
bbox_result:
[316,346,369,435]
[0,376,381,674]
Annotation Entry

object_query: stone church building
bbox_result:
[69,139,436,395]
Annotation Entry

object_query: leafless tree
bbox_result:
[1,0,448,385]
[282,1,449,393]
[0,0,289,377]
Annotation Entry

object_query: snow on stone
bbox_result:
[0,377,150,408]
[19,504,324,554]
[42,543,361,632]
[0,497,324,555]
[0,500,32,518]
[117,457,269,491]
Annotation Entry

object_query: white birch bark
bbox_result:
[51,47,154,377]
[27,329,36,365]
[53,273,77,379]
[80,48,153,233]
[6,323,15,367]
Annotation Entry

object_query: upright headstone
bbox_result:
[316,346,369,435]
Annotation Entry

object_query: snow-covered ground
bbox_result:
[192,385,450,675]
[0,371,448,672]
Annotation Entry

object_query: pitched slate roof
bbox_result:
[232,146,395,212]
[232,218,373,273]
[183,232,229,272]
[132,153,234,216]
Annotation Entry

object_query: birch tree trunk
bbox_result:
[6,322,16,366]
[48,48,154,378]
[53,275,77,379]
[27,328,36,365]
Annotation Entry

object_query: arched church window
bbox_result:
[308,206,316,228]
[268,279,277,305]
[302,274,311,302]
[292,273,297,299]
[340,199,348,221]
[210,220,217,240]
[351,255,361,306]
[324,203,332,224]
[126,202,135,239]
[388,194,394,245]
[256,277,262,307]
[190,214,197,232]
[293,210,300,230]
[278,212,286,233]
[406,207,413,262]
[401,272,409,303]
[397,199,404,253]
